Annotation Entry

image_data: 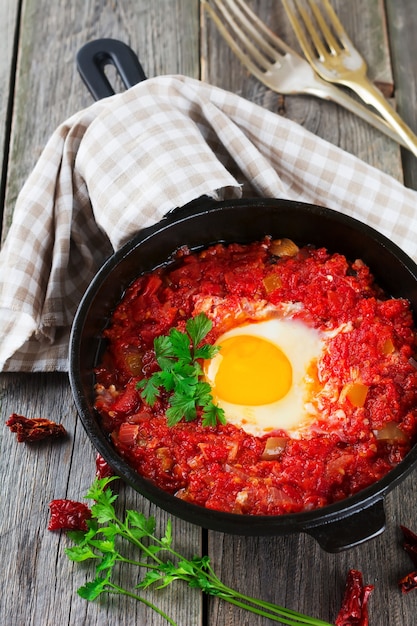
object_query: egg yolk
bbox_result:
[212,335,292,405]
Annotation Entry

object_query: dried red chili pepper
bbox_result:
[6,413,66,442]
[48,499,92,531]
[400,524,417,567]
[399,570,417,593]
[95,453,115,479]
[335,569,374,626]
[397,524,417,592]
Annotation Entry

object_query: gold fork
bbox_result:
[282,0,417,157]
[202,0,407,147]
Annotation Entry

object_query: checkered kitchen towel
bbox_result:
[1,75,417,371]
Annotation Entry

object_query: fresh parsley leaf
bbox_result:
[166,395,197,426]
[125,510,156,534]
[168,327,192,361]
[96,552,118,573]
[77,576,109,601]
[201,401,226,427]
[154,335,176,360]
[194,380,214,404]
[137,374,164,406]
[136,313,225,427]
[65,544,97,562]
[187,313,213,346]
[194,343,220,361]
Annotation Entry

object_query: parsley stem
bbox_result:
[116,537,332,625]
[105,583,179,626]
[211,592,332,625]
[219,592,329,624]
[205,572,330,624]
[166,561,332,626]
[118,528,165,566]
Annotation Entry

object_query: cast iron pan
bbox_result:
[71,40,417,552]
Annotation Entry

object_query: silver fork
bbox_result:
[202,0,407,147]
[282,0,417,157]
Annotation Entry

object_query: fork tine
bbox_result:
[307,0,341,55]
[218,0,291,70]
[204,0,290,76]
[230,0,295,58]
[203,0,269,78]
[319,0,354,48]
[217,0,278,69]
[282,0,325,62]
[285,0,355,60]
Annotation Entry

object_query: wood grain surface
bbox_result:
[1,1,417,625]
[0,0,20,231]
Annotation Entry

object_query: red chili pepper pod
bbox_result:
[335,569,374,626]
[399,570,417,593]
[400,524,417,567]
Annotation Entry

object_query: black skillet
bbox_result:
[70,39,417,552]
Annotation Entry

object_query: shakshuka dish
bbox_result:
[94,237,417,515]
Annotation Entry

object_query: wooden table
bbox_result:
[1,1,417,624]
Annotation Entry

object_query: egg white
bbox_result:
[204,317,325,437]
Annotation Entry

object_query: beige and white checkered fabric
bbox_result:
[1,75,417,372]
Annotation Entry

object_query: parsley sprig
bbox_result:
[136,313,226,427]
[65,477,333,626]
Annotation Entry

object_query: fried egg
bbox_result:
[204,317,324,437]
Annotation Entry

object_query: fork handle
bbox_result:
[343,75,417,158]
[306,83,408,149]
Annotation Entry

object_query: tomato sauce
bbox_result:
[94,238,417,515]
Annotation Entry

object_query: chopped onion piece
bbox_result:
[375,422,409,443]
[263,273,282,294]
[409,356,417,370]
[261,436,288,460]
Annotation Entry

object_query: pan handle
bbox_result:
[306,498,386,553]
[76,38,147,101]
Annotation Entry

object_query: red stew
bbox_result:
[94,238,417,515]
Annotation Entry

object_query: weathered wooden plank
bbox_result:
[385,0,417,191]
[0,0,20,235]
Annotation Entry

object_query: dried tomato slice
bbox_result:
[335,569,374,626]
[6,413,66,442]
[95,453,116,479]
[48,499,92,531]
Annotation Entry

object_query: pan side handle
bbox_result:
[306,499,386,552]
[76,38,147,101]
